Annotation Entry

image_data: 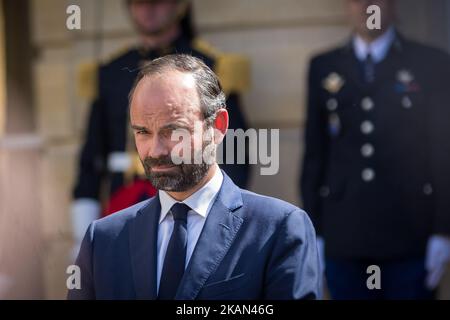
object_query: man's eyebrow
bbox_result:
[159,122,191,131]
[131,125,148,131]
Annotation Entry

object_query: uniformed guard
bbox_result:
[71,0,251,256]
[301,0,450,299]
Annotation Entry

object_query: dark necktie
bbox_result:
[158,202,190,300]
[364,53,375,83]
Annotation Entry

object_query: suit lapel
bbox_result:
[175,172,244,300]
[129,196,160,299]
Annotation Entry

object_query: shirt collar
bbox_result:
[158,166,224,224]
[353,27,396,63]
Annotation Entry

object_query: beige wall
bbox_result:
[0,1,5,136]
[0,0,44,299]
[6,0,446,299]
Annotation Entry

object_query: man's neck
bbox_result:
[139,24,181,51]
[167,164,219,202]
[356,26,393,45]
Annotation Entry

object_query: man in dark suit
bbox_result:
[301,0,450,299]
[68,54,320,300]
[71,0,250,258]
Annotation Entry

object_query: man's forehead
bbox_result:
[140,70,197,93]
[132,70,199,107]
[130,70,202,123]
[135,71,197,101]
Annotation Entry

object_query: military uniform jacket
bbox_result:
[301,33,450,260]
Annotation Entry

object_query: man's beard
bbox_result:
[142,146,213,192]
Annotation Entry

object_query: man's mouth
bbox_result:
[151,164,177,172]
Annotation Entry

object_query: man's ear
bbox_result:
[213,108,228,145]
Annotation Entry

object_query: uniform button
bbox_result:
[361,97,374,111]
[319,186,330,198]
[362,168,375,182]
[326,98,338,111]
[361,121,374,135]
[361,143,374,157]
[423,183,433,196]
[402,96,412,109]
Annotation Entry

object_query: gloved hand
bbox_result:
[425,235,450,290]
[317,236,326,274]
[70,198,100,263]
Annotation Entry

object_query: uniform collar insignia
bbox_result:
[322,72,345,94]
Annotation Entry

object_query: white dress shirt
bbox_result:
[156,167,224,292]
[353,27,396,63]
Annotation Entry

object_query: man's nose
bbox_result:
[147,136,170,159]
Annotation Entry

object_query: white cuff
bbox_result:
[71,198,100,244]
[317,236,326,273]
[425,235,450,290]
[426,235,450,270]
[108,152,132,173]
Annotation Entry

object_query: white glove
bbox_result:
[425,235,450,290]
[317,236,326,274]
[70,198,100,262]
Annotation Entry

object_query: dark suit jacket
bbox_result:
[68,172,320,300]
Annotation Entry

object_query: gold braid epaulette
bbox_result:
[193,39,251,95]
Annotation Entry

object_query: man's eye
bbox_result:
[161,129,173,138]
[136,130,149,135]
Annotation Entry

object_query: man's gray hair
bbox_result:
[129,54,226,125]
